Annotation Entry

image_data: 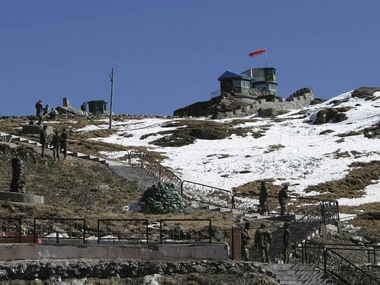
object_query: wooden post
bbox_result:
[231,227,242,260]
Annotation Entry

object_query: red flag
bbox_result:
[249,49,266,57]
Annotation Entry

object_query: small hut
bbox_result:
[87,100,108,115]
[218,71,252,96]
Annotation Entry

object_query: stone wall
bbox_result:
[215,88,314,119]
[0,243,229,261]
[0,259,276,283]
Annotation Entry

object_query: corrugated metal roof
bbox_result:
[218,70,252,81]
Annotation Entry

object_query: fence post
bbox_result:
[321,203,326,225]
[159,220,163,244]
[302,242,304,264]
[18,219,21,243]
[33,218,36,243]
[145,219,149,245]
[373,247,376,264]
[97,220,100,244]
[83,219,87,244]
[209,220,212,244]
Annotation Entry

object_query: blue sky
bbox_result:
[1,0,379,116]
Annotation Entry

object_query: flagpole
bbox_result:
[109,69,114,130]
[266,51,268,67]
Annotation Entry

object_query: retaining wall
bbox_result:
[219,88,314,119]
[0,243,229,261]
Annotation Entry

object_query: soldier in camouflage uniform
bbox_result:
[254,223,272,263]
[278,184,289,216]
[259,181,269,215]
[283,222,291,264]
[241,223,251,261]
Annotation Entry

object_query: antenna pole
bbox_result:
[109,69,114,130]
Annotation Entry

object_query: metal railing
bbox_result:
[303,240,380,285]
[159,219,212,244]
[0,217,22,243]
[0,217,214,245]
[97,219,149,244]
[291,200,339,243]
[33,217,86,244]
[181,180,234,209]
[269,200,340,261]
[128,151,182,190]
[304,242,380,265]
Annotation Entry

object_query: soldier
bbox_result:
[35,100,44,125]
[241,222,251,261]
[50,131,61,161]
[254,223,272,263]
[60,128,68,159]
[81,102,87,114]
[39,125,48,158]
[283,222,291,264]
[259,181,269,215]
[42,104,50,118]
[278,184,289,216]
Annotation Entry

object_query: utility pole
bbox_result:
[109,68,114,130]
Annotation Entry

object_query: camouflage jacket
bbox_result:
[255,228,272,247]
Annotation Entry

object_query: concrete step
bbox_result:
[270,264,333,285]
[208,205,221,211]
[219,207,232,213]
[75,152,90,159]
[2,131,109,166]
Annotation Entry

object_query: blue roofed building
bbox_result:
[218,71,252,96]
[218,67,280,101]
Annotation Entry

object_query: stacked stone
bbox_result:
[140,182,188,214]
[0,260,277,283]
[10,157,26,193]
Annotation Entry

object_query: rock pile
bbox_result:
[10,156,26,193]
[0,259,277,284]
[139,182,188,214]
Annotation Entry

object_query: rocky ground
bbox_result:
[0,259,278,285]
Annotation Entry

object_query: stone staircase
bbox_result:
[1,131,159,192]
[1,132,107,164]
[270,264,334,285]
[107,161,159,192]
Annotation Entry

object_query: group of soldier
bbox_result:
[39,126,68,161]
[259,181,289,216]
[241,221,291,264]
[241,181,291,263]
[35,100,50,125]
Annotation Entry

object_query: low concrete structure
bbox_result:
[0,192,44,204]
[22,125,53,136]
[0,243,229,261]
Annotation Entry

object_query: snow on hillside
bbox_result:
[79,90,380,207]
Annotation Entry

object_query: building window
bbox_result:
[254,84,266,91]
[269,84,277,91]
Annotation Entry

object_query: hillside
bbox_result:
[1,87,380,245]
[0,134,236,237]
[0,87,380,284]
